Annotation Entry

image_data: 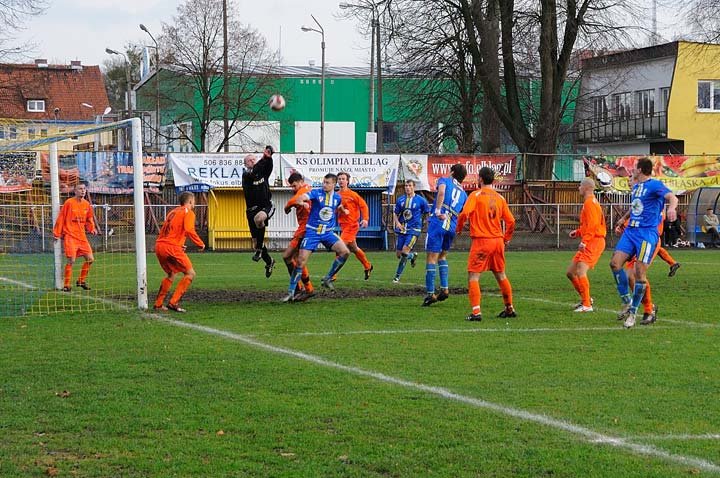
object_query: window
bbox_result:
[26,100,45,112]
[0,127,4,140]
[697,80,720,110]
[612,92,632,119]
[660,87,670,111]
[28,128,36,139]
[591,96,608,122]
[635,89,655,117]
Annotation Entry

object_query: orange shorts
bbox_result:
[155,243,193,275]
[468,237,506,273]
[63,237,93,259]
[573,236,606,269]
[288,229,306,251]
[340,223,359,243]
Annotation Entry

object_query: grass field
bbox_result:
[1,248,719,477]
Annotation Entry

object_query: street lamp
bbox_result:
[105,48,133,118]
[301,15,325,153]
[81,104,112,151]
[339,1,384,152]
[140,23,161,151]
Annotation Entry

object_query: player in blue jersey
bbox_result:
[283,173,351,302]
[422,163,468,306]
[609,157,678,328]
[392,179,431,283]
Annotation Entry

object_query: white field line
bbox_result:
[0,276,40,289]
[267,325,678,338]
[623,434,720,442]
[148,315,720,474]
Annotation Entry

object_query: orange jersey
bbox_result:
[577,196,606,244]
[286,184,312,234]
[456,188,515,241]
[156,205,205,249]
[53,197,96,241]
[338,188,369,228]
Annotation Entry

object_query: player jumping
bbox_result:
[283,173,350,302]
[281,172,315,301]
[242,146,275,278]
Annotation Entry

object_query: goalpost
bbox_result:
[0,118,147,316]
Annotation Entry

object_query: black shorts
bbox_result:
[246,203,275,236]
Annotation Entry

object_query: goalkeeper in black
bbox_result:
[242,145,276,277]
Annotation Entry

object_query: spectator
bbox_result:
[702,208,720,247]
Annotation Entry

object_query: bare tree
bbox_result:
[0,0,48,60]
[682,0,720,42]
[153,0,279,152]
[458,0,640,179]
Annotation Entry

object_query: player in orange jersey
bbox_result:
[566,178,607,313]
[456,167,516,321]
[282,172,315,301]
[53,182,98,292]
[154,192,205,312]
[336,172,373,280]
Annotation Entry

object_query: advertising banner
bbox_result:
[0,151,36,193]
[76,152,167,194]
[168,152,278,192]
[401,154,517,191]
[280,153,400,193]
[584,155,720,193]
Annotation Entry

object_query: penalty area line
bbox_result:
[149,313,720,474]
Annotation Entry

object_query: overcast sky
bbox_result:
[14,0,685,69]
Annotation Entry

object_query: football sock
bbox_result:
[570,276,583,297]
[612,268,631,304]
[354,248,371,270]
[261,246,272,265]
[289,267,302,295]
[78,261,91,283]
[155,278,173,308]
[302,272,314,293]
[468,280,481,314]
[657,247,676,266]
[498,277,513,307]
[438,259,449,289]
[326,255,347,279]
[425,263,437,295]
[578,276,592,307]
[629,280,647,314]
[63,263,73,288]
[169,276,193,305]
[642,281,653,313]
[395,252,408,278]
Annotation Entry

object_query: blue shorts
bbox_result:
[301,228,341,251]
[396,233,419,251]
[615,227,659,265]
[425,222,456,253]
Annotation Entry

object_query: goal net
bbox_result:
[0,118,148,317]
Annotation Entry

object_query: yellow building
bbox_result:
[575,41,720,156]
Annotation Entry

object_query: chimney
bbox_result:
[35,59,48,68]
[70,60,83,70]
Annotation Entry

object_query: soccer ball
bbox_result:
[596,171,613,189]
[268,94,286,111]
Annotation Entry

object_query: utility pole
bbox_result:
[223,0,230,152]
[375,15,383,153]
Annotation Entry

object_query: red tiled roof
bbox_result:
[0,63,110,121]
